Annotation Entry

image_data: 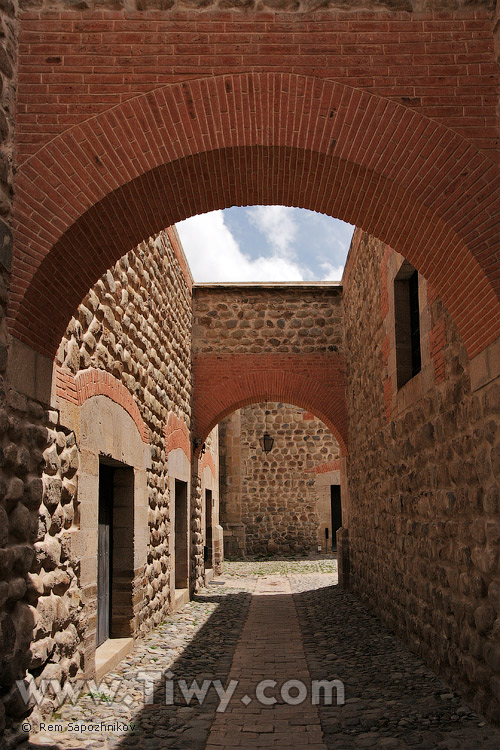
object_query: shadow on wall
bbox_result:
[15,577,500,747]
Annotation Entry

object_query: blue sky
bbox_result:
[176,206,354,283]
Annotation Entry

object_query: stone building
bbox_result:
[219,402,341,557]
[0,0,499,743]
[1,228,225,728]
[343,230,500,718]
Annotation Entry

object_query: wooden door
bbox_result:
[97,464,114,647]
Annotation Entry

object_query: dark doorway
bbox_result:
[330,485,342,552]
[98,464,114,647]
[175,479,189,589]
[205,489,213,568]
[98,460,135,647]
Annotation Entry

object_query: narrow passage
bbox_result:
[206,575,326,749]
[23,559,500,750]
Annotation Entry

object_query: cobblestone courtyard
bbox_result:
[22,560,500,750]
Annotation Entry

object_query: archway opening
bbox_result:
[11,73,500,361]
[218,400,345,560]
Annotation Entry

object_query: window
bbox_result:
[394,263,421,388]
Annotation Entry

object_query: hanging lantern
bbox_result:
[259,431,274,454]
[259,403,274,454]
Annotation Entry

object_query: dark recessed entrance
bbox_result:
[204,489,213,568]
[97,459,134,647]
[175,479,189,589]
[331,485,342,552]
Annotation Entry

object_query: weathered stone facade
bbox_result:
[193,285,343,356]
[343,229,500,723]
[192,284,347,452]
[0,229,223,739]
[0,0,499,742]
[0,0,18,722]
[219,402,340,556]
[55,226,194,628]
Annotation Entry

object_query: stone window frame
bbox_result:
[394,261,422,389]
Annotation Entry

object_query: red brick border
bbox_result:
[164,412,191,460]
[200,450,216,479]
[380,246,393,322]
[193,351,348,455]
[55,366,150,443]
[54,366,78,406]
[306,459,342,474]
[11,72,500,360]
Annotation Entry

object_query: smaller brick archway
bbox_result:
[192,283,348,455]
[192,352,348,456]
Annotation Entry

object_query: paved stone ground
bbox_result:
[206,575,326,749]
[291,575,500,749]
[16,558,500,750]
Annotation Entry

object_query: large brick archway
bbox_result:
[12,64,500,359]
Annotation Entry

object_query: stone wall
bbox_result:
[193,285,343,357]
[219,402,340,557]
[0,1,29,741]
[192,284,348,451]
[0,375,53,743]
[32,229,194,726]
[199,427,224,577]
[56,229,193,609]
[0,228,226,742]
[343,229,500,722]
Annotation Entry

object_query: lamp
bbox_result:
[193,438,206,457]
[259,403,274,454]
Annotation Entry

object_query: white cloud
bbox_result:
[176,211,305,283]
[246,205,298,257]
[320,262,344,282]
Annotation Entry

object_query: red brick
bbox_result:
[9,11,500,362]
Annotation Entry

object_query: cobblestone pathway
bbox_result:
[20,559,500,750]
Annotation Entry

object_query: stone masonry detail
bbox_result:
[0,0,499,739]
[219,402,340,556]
[192,284,347,451]
[0,0,33,737]
[15,229,198,730]
[343,230,500,723]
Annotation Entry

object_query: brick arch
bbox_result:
[55,366,150,443]
[11,72,500,359]
[192,352,348,456]
[164,413,191,461]
[200,451,217,480]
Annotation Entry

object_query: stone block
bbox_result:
[474,603,496,634]
[470,339,500,392]
[488,581,500,613]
